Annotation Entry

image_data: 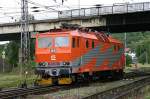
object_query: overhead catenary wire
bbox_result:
[0,0,67,21]
[0,0,108,22]
[28,0,59,11]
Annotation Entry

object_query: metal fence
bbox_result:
[58,2,150,19]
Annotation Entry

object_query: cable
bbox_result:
[28,0,59,11]
[2,12,21,15]
[0,0,102,22]
[52,0,71,9]
[28,0,71,12]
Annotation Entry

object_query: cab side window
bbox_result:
[77,38,80,48]
[86,40,89,48]
[72,38,76,48]
[92,40,95,48]
[114,45,117,51]
[118,45,120,50]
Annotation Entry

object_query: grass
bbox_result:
[144,86,150,99]
[145,96,150,99]
[0,73,36,89]
[125,63,150,73]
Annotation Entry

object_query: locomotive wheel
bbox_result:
[111,70,124,80]
[71,75,76,84]
[118,70,124,79]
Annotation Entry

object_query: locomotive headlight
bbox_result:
[39,62,48,67]
[63,62,70,65]
[63,62,66,65]
[44,62,48,67]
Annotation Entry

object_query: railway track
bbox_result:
[0,83,86,99]
[0,86,64,99]
[82,76,150,99]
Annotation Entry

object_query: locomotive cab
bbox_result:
[35,32,73,85]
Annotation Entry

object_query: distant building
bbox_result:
[127,51,138,64]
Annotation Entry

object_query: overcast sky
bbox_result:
[0,0,150,44]
[0,0,149,23]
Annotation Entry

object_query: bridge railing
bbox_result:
[58,2,150,19]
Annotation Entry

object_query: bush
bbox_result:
[126,55,132,66]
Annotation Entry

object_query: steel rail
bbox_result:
[82,76,150,99]
[0,86,63,99]
[113,80,150,99]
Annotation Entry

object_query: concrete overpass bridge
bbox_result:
[0,2,150,41]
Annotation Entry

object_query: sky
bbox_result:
[0,0,150,44]
[0,0,149,23]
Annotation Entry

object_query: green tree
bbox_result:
[5,41,19,66]
[4,39,35,67]
[112,31,150,64]
[135,39,150,64]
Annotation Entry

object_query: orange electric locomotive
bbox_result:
[35,26,125,85]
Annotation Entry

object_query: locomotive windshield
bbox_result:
[38,36,69,48]
[38,37,52,48]
[55,37,69,47]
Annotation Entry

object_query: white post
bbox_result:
[2,59,5,73]
[124,33,127,67]
[2,51,5,73]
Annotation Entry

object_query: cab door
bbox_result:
[71,36,81,66]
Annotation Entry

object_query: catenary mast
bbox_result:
[20,0,30,65]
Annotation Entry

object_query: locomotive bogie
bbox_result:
[58,77,72,85]
[37,78,53,86]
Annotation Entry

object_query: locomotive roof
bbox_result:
[36,30,122,44]
[37,30,98,39]
[108,36,122,44]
